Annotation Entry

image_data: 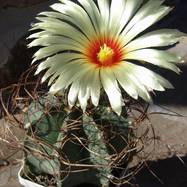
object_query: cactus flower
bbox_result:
[29,0,184,115]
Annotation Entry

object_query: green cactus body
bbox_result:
[22,97,131,187]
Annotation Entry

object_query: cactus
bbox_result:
[21,97,132,187]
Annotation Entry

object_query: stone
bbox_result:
[135,104,187,161]
[0,0,48,8]
[0,167,11,186]
[0,0,55,88]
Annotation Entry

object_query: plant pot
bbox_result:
[18,165,44,187]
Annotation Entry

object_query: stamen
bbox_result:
[97,43,114,65]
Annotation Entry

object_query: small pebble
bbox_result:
[0,160,9,167]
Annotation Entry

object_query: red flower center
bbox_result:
[86,37,123,67]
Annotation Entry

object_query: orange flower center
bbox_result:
[97,44,114,65]
[86,37,123,67]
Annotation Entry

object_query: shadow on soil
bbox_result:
[123,156,187,187]
[153,65,187,105]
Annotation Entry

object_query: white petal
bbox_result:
[49,62,91,93]
[50,2,96,39]
[31,14,87,46]
[97,0,110,34]
[38,11,63,19]
[46,60,85,86]
[78,68,96,111]
[78,85,90,112]
[117,0,143,35]
[124,29,184,52]
[125,62,165,91]
[125,49,181,73]
[27,31,50,39]
[68,67,93,111]
[31,18,89,46]
[100,68,122,115]
[90,68,100,106]
[121,0,164,36]
[33,43,84,62]
[152,73,174,89]
[37,53,85,84]
[113,66,138,99]
[121,5,171,45]
[68,82,79,108]
[119,63,152,101]
[109,0,126,36]
[77,0,100,35]
[36,53,84,74]
[29,35,85,52]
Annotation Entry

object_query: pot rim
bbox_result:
[18,164,44,187]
